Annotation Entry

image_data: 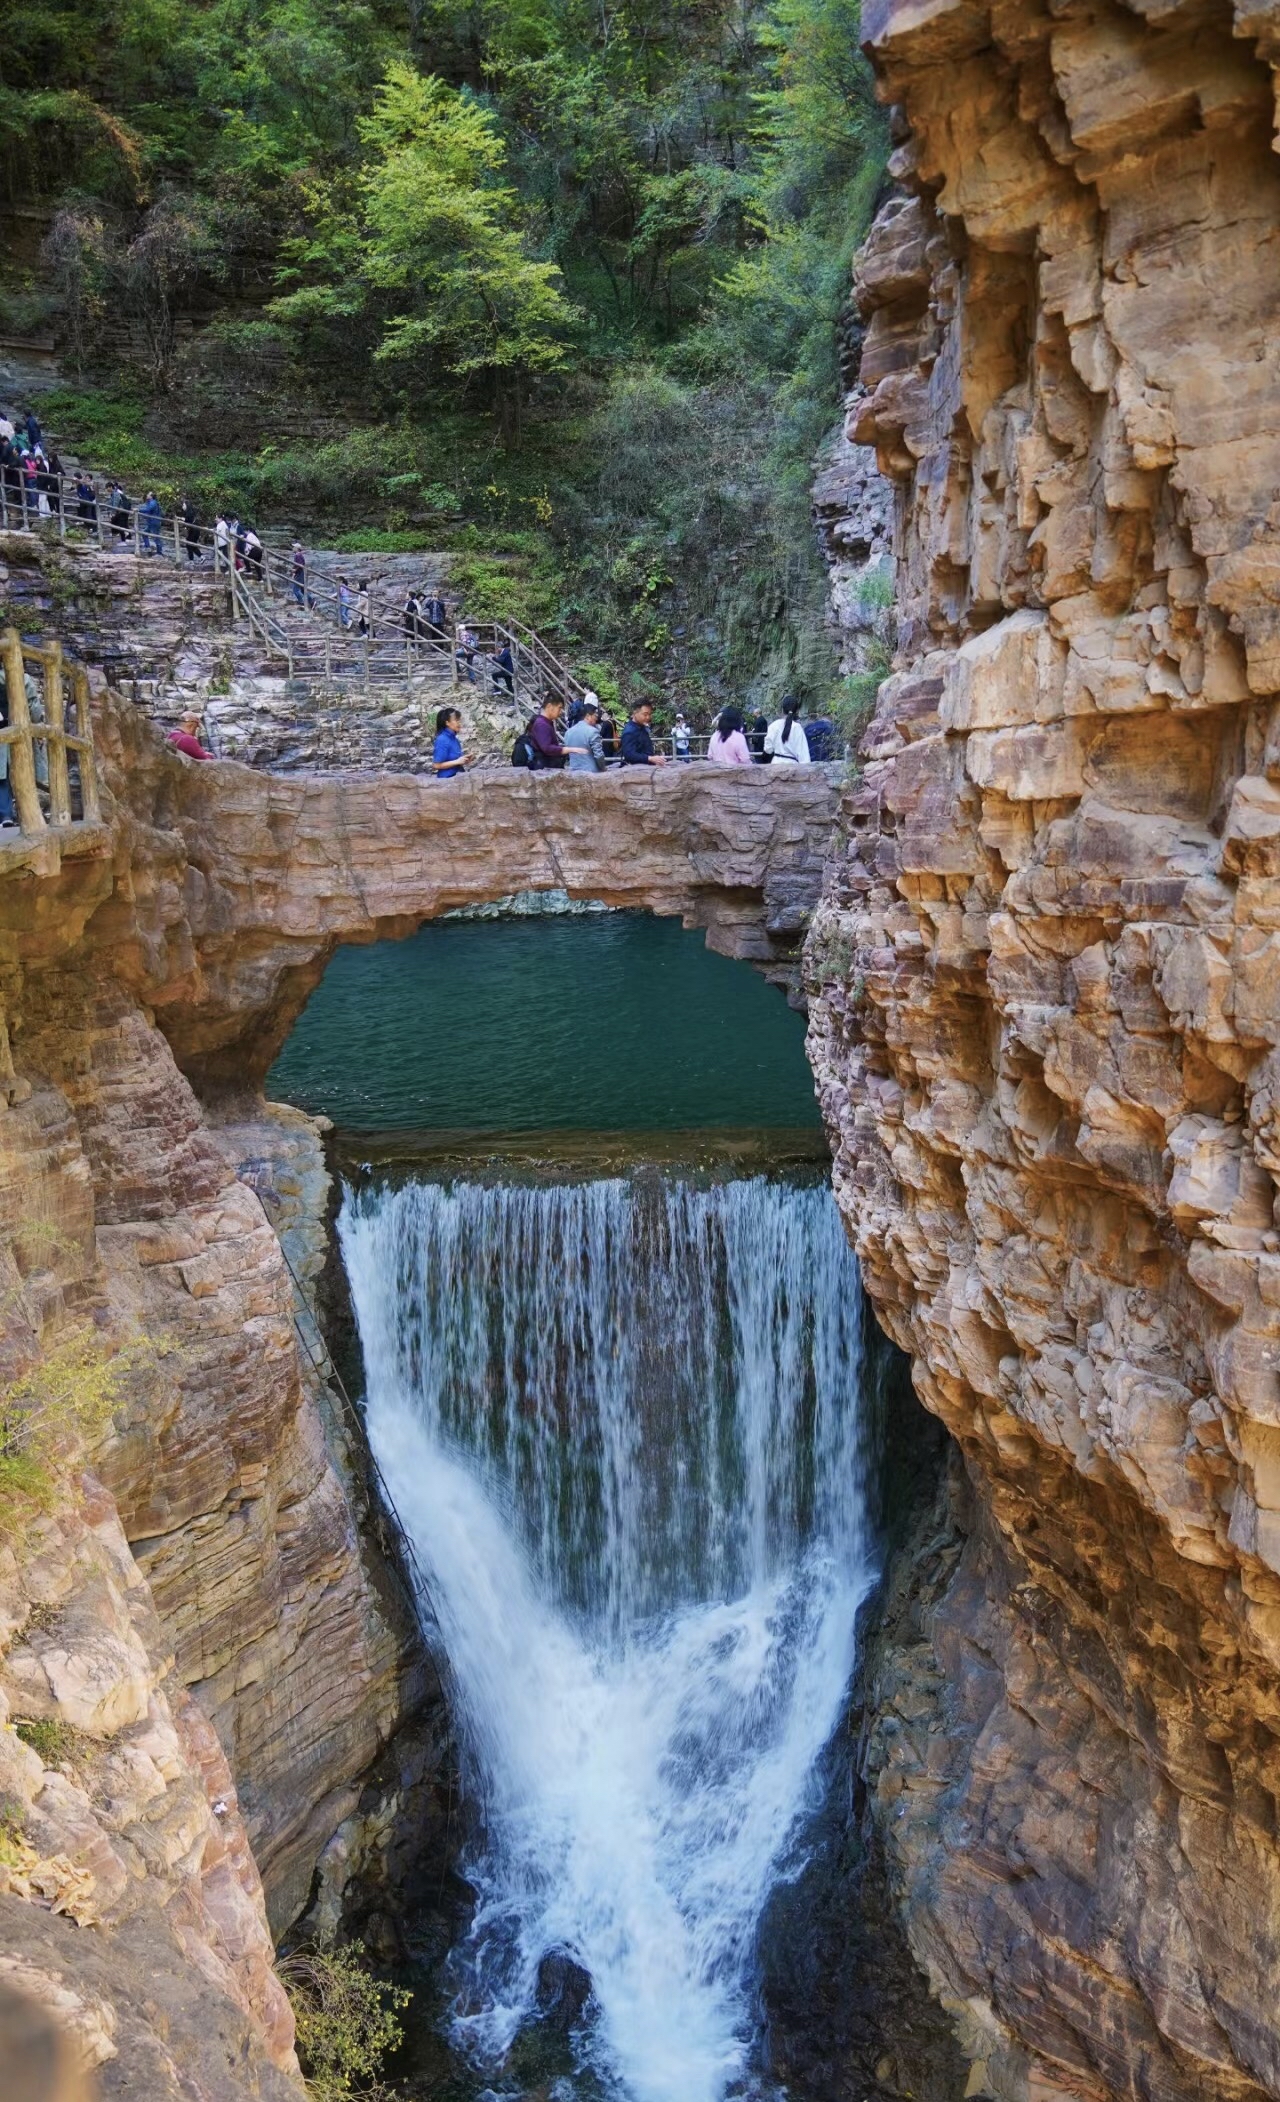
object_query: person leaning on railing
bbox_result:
[167,711,212,761]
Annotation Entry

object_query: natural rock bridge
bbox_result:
[6,686,840,1095]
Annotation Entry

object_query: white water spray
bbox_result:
[340,1174,876,2102]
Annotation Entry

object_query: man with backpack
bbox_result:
[513,696,568,769]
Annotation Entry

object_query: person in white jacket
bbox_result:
[764,698,811,764]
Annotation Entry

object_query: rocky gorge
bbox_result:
[0,698,837,2095]
[7,0,1280,2097]
[807,1,1280,2098]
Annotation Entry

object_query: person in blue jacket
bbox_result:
[140,490,164,555]
[619,700,667,767]
[432,705,475,780]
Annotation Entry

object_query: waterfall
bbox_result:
[340,1172,876,2102]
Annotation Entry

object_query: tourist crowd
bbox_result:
[162,694,834,778]
[425,693,835,779]
[3,401,839,796]
[0,405,68,525]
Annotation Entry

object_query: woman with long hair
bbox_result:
[764,696,811,765]
[707,706,752,767]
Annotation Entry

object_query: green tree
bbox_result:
[274,62,580,431]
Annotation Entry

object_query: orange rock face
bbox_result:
[808,5,1280,2099]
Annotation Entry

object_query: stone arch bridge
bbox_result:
[5,687,839,1096]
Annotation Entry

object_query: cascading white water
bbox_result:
[340,1172,876,2102]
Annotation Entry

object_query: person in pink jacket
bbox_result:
[707,706,752,766]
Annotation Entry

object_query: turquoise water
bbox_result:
[267,912,820,1133]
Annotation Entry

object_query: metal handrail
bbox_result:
[0,465,578,708]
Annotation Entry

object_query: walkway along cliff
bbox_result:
[0,678,837,2094]
[807,5,1280,2100]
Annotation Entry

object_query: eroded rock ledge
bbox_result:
[809,5,1280,2099]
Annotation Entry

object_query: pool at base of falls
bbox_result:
[267,914,822,1138]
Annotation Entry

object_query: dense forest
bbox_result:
[0,0,887,716]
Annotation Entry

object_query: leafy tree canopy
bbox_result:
[1,0,888,715]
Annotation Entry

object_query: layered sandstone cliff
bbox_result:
[808,5,1280,2099]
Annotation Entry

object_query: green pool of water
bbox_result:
[267,912,821,1134]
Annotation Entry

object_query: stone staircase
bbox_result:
[1,425,589,772]
[1,433,583,710]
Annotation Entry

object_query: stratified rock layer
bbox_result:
[78,695,839,1088]
[808,5,1280,2099]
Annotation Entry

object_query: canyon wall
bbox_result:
[808,4,1280,2099]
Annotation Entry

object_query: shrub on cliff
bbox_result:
[279,1943,411,2102]
[0,1315,162,1514]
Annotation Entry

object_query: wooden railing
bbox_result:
[1,628,102,837]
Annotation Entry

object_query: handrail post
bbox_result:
[2,627,46,836]
[133,506,141,559]
[72,666,101,823]
[43,642,72,828]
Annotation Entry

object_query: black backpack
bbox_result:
[511,721,537,768]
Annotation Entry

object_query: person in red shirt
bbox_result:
[167,712,212,760]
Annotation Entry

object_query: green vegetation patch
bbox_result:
[279,1942,411,2102]
[9,0,890,723]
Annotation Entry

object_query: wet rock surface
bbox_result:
[809,4,1280,2097]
